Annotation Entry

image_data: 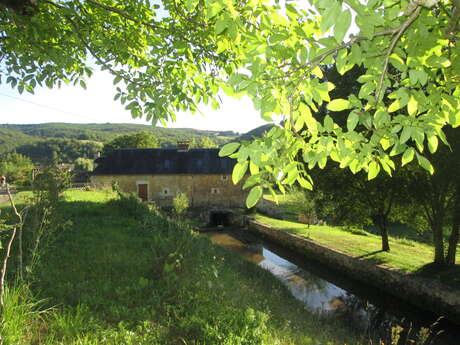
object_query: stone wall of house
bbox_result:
[91,174,247,208]
[247,219,460,325]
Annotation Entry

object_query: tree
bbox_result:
[102,132,159,156]
[311,164,406,251]
[0,152,33,184]
[189,137,218,148]
[74,157,94,172]
[402,127,460,265]
[2,0,460,205]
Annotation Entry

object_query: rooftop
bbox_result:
[92,148,236,175]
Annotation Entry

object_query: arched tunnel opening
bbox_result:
[209,211,233,227]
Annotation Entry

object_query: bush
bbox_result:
[172,192,189,218]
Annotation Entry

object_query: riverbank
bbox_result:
[1,190,359,345]
[247,216,460,325]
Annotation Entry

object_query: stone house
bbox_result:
[90,147,247,209]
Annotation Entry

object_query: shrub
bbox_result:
[172,192,189,218]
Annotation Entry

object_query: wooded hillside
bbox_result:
[0,123,240,163]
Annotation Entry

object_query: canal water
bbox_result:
[204,228,459,345]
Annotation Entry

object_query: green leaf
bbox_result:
[400,126,412,144]
[427,135,438,153]
[320,2,341,33]
[367,161,380,180]
[407,96,417,116]
[297,176,313,190]
[347,111,359,131]
[324,115,334,131]
[113,75,122,85]
[232,161,248,184]
[219,142,240,157]
[389,54,406,72]
[246,185,263,208]
[388,99,401,113]
[327,99,350,111]
[215,17,229,35]
[334,9,352,43]
[416,153,434,174]
[249,161,259,174]
[401,147,415,166]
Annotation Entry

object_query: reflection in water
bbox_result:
[206,231,457,345]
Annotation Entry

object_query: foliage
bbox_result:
[32,166,71,205]
[401,127,460,265]
[172,192,189,218]
[2,0,459,207]
[0,152,33,185]
[16,138,103,164]
[102,132,159,156]
[74,157,94,172]
[188,136,218,148]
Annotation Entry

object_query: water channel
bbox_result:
[204,228,459,345]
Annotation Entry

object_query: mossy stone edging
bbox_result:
[247,219,460,325]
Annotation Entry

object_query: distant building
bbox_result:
[0,175,6,187]
[90,146,247,208]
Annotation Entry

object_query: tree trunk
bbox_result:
[446,208,459,266]
[432,220,445,265]
[378,215,390,252]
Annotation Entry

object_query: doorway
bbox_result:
[137,183,148,201]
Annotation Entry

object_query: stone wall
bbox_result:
[247,219,460,325]
[91,174,247,208]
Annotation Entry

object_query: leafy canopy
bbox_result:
[102,131,159,156]
[2,0,460,204]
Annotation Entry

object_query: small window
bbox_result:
[162,188,170,195]
[221,175,229,182]
[164,160,171,169]
[211,188,220,194]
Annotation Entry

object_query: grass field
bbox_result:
[253,214,460,290]
[1,190,359,345]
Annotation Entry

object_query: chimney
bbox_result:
[177,141,190,152]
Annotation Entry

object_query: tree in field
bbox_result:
[2,0,460,207]
[402,127,460,265]
[0,152,33,184]
[102,132,159,156]
[311,165,406,251]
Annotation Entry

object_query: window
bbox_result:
[221,175,229,182]
[211,188,220,194]
[162,188,170,196]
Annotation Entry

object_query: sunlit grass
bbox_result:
[254,213,436,273]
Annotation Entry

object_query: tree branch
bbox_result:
[375,6,422,103]
[83,0,164,31]
[0,185,20,307]
[446,0,460,38]
[263,21,419,82]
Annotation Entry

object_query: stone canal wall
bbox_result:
[247,219,460,325]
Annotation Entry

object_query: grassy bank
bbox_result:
[253,214,460,289]
[1,190,359,345]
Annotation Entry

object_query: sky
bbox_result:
[0,70,270,134]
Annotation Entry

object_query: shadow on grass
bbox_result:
[412,263,460,290]
[356,250,385,259]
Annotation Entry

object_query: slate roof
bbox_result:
[92,148,236,175]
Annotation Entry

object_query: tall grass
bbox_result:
[1,190,359,345]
